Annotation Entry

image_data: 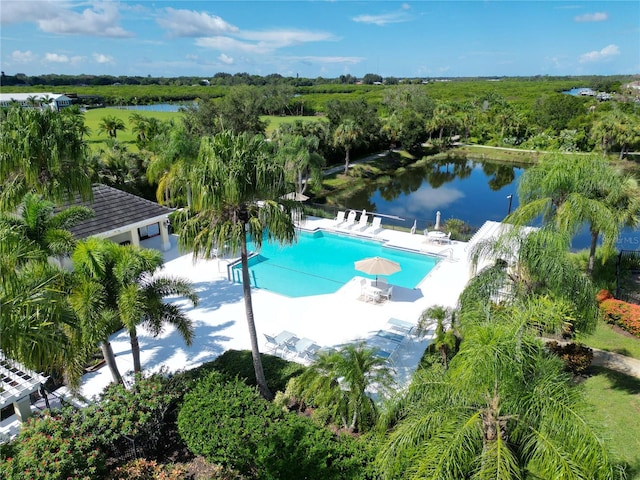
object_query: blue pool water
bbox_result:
[231,230,439,298]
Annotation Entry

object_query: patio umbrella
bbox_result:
[435,211,441,230]
[354,256,401,286]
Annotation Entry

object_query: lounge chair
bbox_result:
[354,213,370,231]
[285,337,321,361]
[386,318,415,336]
[333,210,346,227]
[342,210,357,229]
[365,216,382,235]
[264,330,298,354]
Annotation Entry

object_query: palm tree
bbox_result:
[377,314,620,479]
[416,305,458,368]
[0,192,93,264]
[508,153,640,274]
[0,106,92,211]
[274,133,324,198]
[70,238,198,382]
[171,130,296,399]
[97,115,126,139]
[0,226,86,386]
[333,120,363,174]
[112,245,198,373]
[288,344,393,433]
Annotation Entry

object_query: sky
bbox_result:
[1,1,638,79]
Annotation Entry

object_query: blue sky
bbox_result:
[1,1,638,78]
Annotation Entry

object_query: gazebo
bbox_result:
[0,353,48,426]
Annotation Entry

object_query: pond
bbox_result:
[328,157,640,252]
[113,103,189,112]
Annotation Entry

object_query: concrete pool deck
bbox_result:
[67,216,479,404]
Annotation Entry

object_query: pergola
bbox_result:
[0,353,48,422]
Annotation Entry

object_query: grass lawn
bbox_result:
[583,367,640,478]
[83,109,325,150]
[578,320,640,360]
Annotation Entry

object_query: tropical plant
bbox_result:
[0,226,86,385]
[0,192,93,262]
[508,153,640,274]
[274,133,325,198]
[333,119,363,174]
[97,115,126,138]
[70,238,197,382]
[416,305,458,368]
[171,130,296,399]
[287,343,393,433]
[377,315,621,479]
[0,106,92,211]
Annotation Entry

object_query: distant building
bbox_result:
[0,92,73,110]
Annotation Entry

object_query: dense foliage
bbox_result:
[177,370,375,479]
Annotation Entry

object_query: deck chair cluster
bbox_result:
[333,210,383,236]
[264,330,321,363]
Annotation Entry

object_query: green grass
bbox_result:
[84,107,181,150]
[583,367,640,478]
[577,320,640,360]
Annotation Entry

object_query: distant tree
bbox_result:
[362,73,383,85]
[97,115,126,138]
[333,120,363,174]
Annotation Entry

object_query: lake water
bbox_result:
[332,157,640,252]
[113,103,188,112]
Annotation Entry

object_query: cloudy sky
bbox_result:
[1,0,638,78]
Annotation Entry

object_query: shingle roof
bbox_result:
[64,184,174,239]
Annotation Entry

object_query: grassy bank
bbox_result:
[578,321,640,360]
[583,368,640,478]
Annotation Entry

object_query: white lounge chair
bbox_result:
[365,216,382,235]
[379,285,393,302]
[285,337,321,361]
[342,210,357,229]
[264,330,298,354]
[354,213,370,231]
[334,210,346,227]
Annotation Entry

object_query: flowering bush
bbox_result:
[0,411,104,480]
[107,458,186,480]
[595,289,614,304]
[599,298,640,338]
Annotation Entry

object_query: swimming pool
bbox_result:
[231,230,439,298]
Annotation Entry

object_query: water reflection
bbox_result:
[335,158,523,230]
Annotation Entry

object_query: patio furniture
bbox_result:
[363,284,382,303]
[375,329,405,343]
[365,216,382,235]
[285,337,321,361]
[425,230,449,244]
[264,330,298,354]
[342,210,357,229]
[379,285,393,302]
[354,211,370,231]
[386,318,416,336]
[333,210,346,227]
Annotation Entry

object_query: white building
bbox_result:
[0,92,73,111]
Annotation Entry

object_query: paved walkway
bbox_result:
[591,348,640,378]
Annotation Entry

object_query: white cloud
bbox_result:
[218,53,234,65]
[44,53,70,63]
[11,50,36,63]
[579,44,620,63]
[196,36,269,54]
[290,55,364,65]
[575,12,608,22]
[38,2,132,37]
[157,8,238,37]
[93,53,114,64]
[1,0,60,25]
[352,10,412,26]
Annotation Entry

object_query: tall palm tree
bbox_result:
[508,153,640,274]
[333,120,363,174]
[289,344,393,433]
[97,115,126,139]
[377,314,620,479]
[274,133,324,198]
[171,130,296,399]
[0,106,92,211]
[0,192,93,263]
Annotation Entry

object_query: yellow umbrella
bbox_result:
[354,256,401,286]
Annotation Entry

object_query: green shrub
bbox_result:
[546,341,594,375]
[178,371,279,473]
[0,411,105,480]
[178,371,375,479]
[209,349,305,393]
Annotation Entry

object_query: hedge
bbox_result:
[596,290,640,338]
